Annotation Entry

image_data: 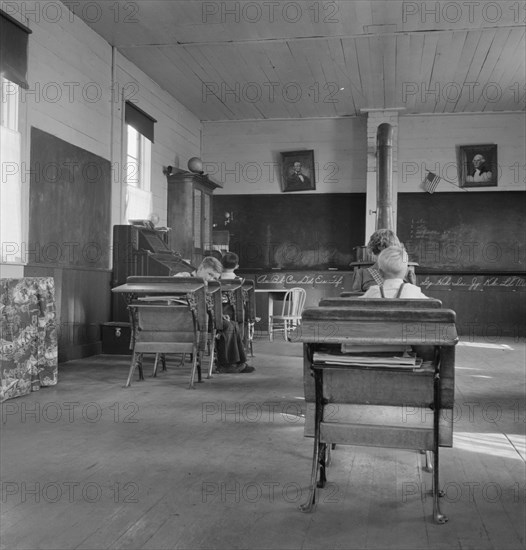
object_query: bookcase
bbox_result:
[167,169,222,265]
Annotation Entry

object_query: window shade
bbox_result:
[125,101,156,143]
[0,11,31,89]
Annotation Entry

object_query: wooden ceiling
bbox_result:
[64,0,525,121]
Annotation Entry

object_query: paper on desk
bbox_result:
[136,296,187,305]
[341,343,409,353]
[313,352,422,368]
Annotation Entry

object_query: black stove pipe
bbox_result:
[376,123,395,231]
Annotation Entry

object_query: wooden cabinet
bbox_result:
[167,169,222,265]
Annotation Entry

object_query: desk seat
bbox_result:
[298,300,458,523]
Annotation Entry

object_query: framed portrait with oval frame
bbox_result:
[458,144,498,188]
[280,150,316,192]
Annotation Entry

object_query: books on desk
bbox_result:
[313,351,423,369]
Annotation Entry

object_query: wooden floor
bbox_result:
[1,336,525,550]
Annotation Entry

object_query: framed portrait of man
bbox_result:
[280,150,316,192]
[458,144,498,188]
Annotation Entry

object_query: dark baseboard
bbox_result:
[59,341,102,363]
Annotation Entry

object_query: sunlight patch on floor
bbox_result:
[454,432,524,460]
[458,342,514,350]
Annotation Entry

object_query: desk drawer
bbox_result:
[322,368,434,406]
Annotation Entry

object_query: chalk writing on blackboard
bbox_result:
[256,273,345,287]
[409,218,442,240]
[420,275,526,292]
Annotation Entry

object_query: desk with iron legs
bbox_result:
[112,277,211,389]
[241,280,257,356]
[298,300,458,523]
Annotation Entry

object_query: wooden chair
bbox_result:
[268,287,306,341]
[298,299,458,524]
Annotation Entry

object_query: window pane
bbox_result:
[125,185,152,222]
[141,136,151,192]
[1,126,22,262]
[1,77,19,131]
[123,124,152,223]
[0,77,22,262]
[126,155,139,186]
[127,125,139,159]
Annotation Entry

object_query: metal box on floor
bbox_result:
[101,322,132,355]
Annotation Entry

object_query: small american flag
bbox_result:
[423,171,441,194]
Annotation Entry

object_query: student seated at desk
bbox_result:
[351,229,416,291]
[174,256,221,283]
[363,246,434,361]
[219,252,254,372]
[362,246,428,299]
[174,256,254,374]
[220,251,239,318]
[220,251,239,280]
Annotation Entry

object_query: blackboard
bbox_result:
[214,194,366,270]
[29,128,111,269]
[417,273,526,338]
[397,192,526,272]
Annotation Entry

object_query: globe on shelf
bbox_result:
[188,157,203,174]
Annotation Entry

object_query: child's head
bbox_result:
[377,246,409,279]
[222,251,239,271]
[203,249,223,262]
[196,256,222,281]
[367,229,401,256]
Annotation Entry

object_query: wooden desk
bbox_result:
[298,300,458,523]
[112,277,208,388]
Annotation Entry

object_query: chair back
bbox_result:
[281,287,307,318]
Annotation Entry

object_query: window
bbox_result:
[125,124,152,189]
[1,76,22,262]
[124,124,152,221]
[1,76,19,130]
[0,11,30,263]
[123,102,156,222]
